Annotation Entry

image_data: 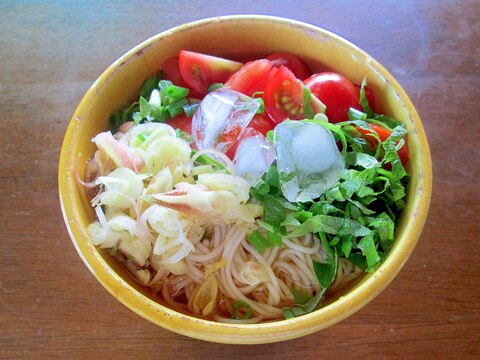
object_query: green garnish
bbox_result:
[358,78,375,118]
[183,102,200,117]
[282,288,327,320]
[175,128,194,144]
[290,288,312,305]
[191,151,229,173]
[232,301,253,320]
[312,246,338,289]
[247,230,271,252]
[136,133,146,142]
[108,101,139,129]
[165,97,188,118]
[254,97,265,114]
[250,81,409,319]
[140,75,160,99]
[109,75,191,129]
[207,82,224,93]
[165,84,189,101]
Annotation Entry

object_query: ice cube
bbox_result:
[192,88,260,152]
[234,129,276,185]
[273,121,345,202]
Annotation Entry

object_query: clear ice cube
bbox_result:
[234,129,276,185]
[192,88,259,152]
[273,121,345,202]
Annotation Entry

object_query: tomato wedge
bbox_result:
[248,113,276,136]
[225,128,257,160]
[304,72,359,123]
[264,66,306,123]
[266,52,311,80]
[167,113,192,134]
[178,50,242,96]
[224,59,275,96]
[225,115,275,159]
[356,124,409,166]
[161,57,188,88]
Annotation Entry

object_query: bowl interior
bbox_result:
[59,15,431,344]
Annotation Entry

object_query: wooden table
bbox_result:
[1,1,479,358]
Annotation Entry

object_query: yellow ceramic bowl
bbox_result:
[59,15,431,344]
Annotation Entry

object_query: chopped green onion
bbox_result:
[207,83,224,93]
[313,113,328,122]
[194,153,227,172]
[254,97,265,114]
[348,107,368,120]
[175,128,194,144]
[166,84,189,101]
[136,133,146,142]
[166,97,189,118]
[183,103,200,117]
[266,129,274,143]
[108,101,139,130]
[232,301,253,320]
[140,75,160,99]
[158,79,173,94]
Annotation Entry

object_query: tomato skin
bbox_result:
[218,125,243,144]
[354,83,376,112]
[248,113,276,136]
[224,115,275,159]
[178,50,242,96]
[224,59,275,96]
[162,57,188,88]
[161,57,203,99]
[264,66,305,123]
[167,113,192,134]
[266,52,311,80]
[356,124,409,166]
[225,128,255,159]
[304,72,359,123]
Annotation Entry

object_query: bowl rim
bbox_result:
[59,14,432,344]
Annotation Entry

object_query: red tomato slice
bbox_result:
[249,113,276,136]
[304,72,359,123]
[225,115,275,159]
[162,57,188,88]
[224,59,275,96]
[356,124,409,166]
[178,50,242,96]
[264,66,306,123]
[218,125,243,144]
[166,113,192,134]
[161,57,203,99]
[354,83,376,112]
[226,127,259,160]
[266,52,311,80]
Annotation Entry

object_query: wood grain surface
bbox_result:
[1,1,479,358]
